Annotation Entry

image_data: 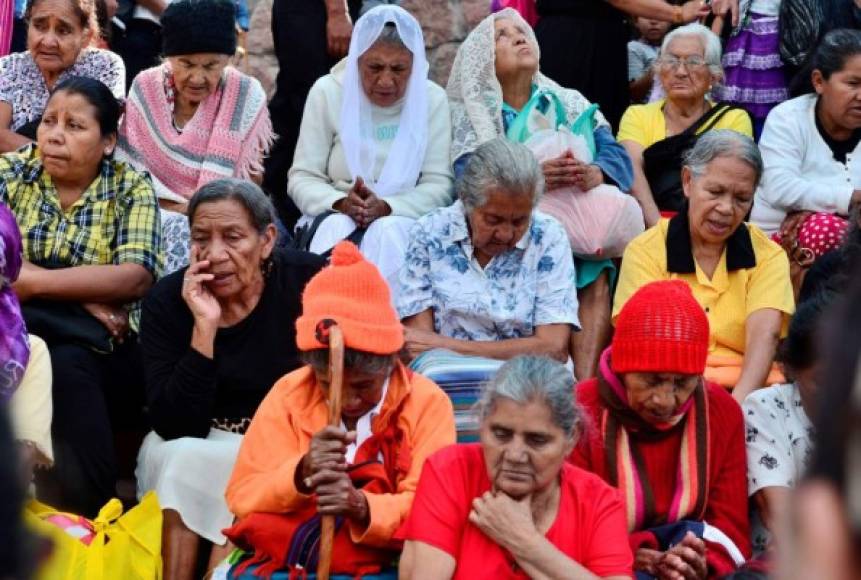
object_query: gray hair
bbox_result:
[188,178,276,234]
[476,356,581,439]
[300,348,396,376]
[458,138,544,213]
[682,129,764,188]
[658,23,724,80]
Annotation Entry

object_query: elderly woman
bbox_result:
[447,9,634,380]
[288,5,453,289]
[744,294,827,555]
[0,76,160,516]
[572,280,750,579]
[222,241,455,576]
[0,0,124,152]
[397,138,577,441]
[136,180,324,580]
[618,23,753,226]
[750,30,861,269]
[614,130,794,403]
[399,356,633,579]
[116,0,273,274]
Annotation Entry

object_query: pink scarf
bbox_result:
[118,63,274,200]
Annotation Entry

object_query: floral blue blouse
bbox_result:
[397,201,579,341]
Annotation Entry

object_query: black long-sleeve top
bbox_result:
[140,248,325,440]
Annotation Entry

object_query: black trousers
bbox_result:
[36,340,146,518]
[263,0,361,229]
[535,13,630,132]
[110,19,163,91]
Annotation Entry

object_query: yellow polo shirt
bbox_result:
[613,217,794,359]
[617,99,753,148]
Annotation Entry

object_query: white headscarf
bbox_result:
[447,8,609,164]
[339,5,429,198]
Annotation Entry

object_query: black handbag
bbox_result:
[289,210,367,260]
[642,103,740,213]
[21,300,114,354]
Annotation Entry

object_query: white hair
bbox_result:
[658,22,724,80]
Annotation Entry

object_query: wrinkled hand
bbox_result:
[655,532,708,580]
[333,190,366,222]
[351,177,391,227]
[301,426,355,482]
[334,177,391,227]
[468,491,537,551]
[681,0,711,23]
[307,468,369,521]
[635,548,663,576]
[354,194,391,228]
[182,246,221,328]
[403,327,445,359]
[83,302,130,342]
[541,150,581,190]
[709,0,739,26]
[573,163,604,191]
[326,10,352,58]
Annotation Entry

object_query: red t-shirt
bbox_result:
[399,443,634,579]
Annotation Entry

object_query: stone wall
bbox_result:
[240,0,491,100]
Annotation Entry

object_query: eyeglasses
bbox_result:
[657,55,709,70]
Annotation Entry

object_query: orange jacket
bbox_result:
[225,362,456,547]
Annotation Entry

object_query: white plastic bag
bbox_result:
[525,128,645,259]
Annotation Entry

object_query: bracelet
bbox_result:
[673,5,684,24]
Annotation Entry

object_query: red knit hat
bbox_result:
[611,280,709,375]
[295,242,404,354]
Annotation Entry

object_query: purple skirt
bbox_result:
[713,13,788,129]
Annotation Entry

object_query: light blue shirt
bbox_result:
[397,201,580,340]
[14,0,27,19]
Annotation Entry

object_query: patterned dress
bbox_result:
[743,382,814,553]
[0,48,125,132]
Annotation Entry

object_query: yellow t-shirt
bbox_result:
[617,99,754,148]
[612,218,794,359]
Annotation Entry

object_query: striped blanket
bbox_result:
[117,63,274,201]
[409,349,504,443]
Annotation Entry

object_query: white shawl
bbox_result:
[447,8,609,164]
[339,5,429,198]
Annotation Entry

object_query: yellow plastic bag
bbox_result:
[26,491,163,580]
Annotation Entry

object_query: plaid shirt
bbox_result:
[0,144,161,278]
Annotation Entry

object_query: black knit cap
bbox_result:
[162,0,237,57]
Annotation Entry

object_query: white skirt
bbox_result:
[136,429,243,544]
[301,213,414,303]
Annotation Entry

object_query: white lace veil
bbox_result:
[446,8,609,163]
[339,5,429,198]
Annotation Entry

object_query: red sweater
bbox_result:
[570,378,751,578]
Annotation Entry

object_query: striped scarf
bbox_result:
[117,63,274,201]
[597,348,710,532]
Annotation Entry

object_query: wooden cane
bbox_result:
[317,324,344,580]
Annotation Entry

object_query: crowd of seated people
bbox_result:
[2,0,861,578]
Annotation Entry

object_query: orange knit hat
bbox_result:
[296,241,404,354]
[611,280,709,375]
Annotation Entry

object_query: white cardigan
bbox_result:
[751,94,861,236]
[287,70,454,219]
